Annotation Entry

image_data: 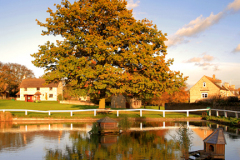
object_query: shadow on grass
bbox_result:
[70,105,98,109]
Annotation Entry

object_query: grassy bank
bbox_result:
[0,100,201,119]
[204,116,240,127]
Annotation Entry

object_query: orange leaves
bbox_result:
[91,60,96,65]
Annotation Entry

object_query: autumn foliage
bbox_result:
[0,62,35,96]
[151,86,189,106]
[32,0,187,101]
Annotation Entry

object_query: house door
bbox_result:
[126,102,130,109]
[27,95,33,102]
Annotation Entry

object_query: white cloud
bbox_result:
[185,57,202,63]
[227,0,240,12]
[184,54,218,71]
[232,44,240,53]
[126,0,140,9]
[185,54,215,63]
[195,62,212,67]
[175,12,223,37]
[167,0,240,47]
[202,55,214,61]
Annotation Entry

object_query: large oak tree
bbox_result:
[32,0,187,105]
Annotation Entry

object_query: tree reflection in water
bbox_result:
[45,131,181,160]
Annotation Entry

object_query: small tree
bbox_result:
[172,125,193,160]
[150,86,189,109]
[32,0,187,108]
[0,62,35,96]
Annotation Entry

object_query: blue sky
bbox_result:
[0,0,240,88]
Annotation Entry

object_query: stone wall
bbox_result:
[165,103,240,117]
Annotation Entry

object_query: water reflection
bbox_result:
[0,121,239,159]
[45,131,180,160]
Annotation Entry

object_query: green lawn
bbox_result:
[0,100,201,119]
[0,99,99,110]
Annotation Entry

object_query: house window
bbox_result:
[37,87,40,91]
[203,82,206,87]
[49,94,53,98]
[202,93,208,98]
[50,87,53,91]
[24,88,27,91]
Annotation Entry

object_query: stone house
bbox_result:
[190,75,236,103]
[16,78,63,102]
[111,95,142,109]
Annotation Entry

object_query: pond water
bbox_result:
[0,121,239,160]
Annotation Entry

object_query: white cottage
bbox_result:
[16,78,63,102]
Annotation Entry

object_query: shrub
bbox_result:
[205,116,211,121]
[202,112,207,119]
[89,122,99,134]
[57,94,63,101]
[119,116,132,131]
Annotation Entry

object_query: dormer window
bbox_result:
[203,82,206,87]
[202,93,208,98]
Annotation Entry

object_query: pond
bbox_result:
[0,121,239,160]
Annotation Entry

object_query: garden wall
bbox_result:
[165,103,240,117]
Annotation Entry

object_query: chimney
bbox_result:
[224,82,229,88]
[231,85,235,89]
[213,74,215,80]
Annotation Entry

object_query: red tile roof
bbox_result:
[19,79,59,88]
[205,76,227,90]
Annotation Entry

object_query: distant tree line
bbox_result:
[0,62,35,97]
